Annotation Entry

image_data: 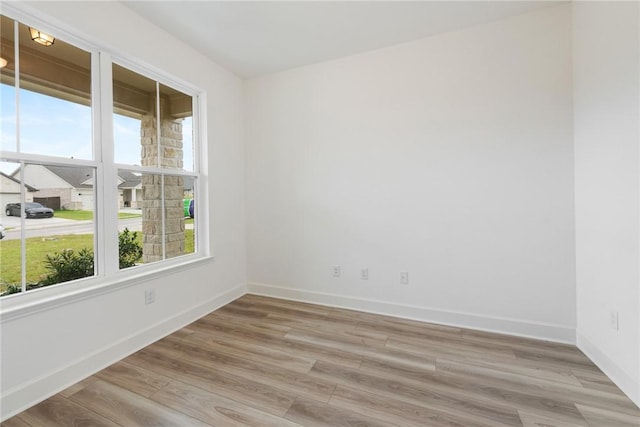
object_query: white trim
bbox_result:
[91,49,101,278]
[13,19,20,153]
[247,282,577,344]
[113,164,198,177]
[0,282,246,422]
[577,333,640,408]
[97,50,117,276]
[0,256,215,323]
[194,91,209,257]
[0,152,98,168]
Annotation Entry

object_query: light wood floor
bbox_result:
[3,294,639,426]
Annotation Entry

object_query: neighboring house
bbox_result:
[13,166,193,210]
[0,172,36,210]
[115,171,194,208]
[183,176,195,199]
[117,169,143,209]
[15,165,94,210]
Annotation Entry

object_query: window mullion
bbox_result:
[194,94,207,257]
[19,162,26,292]
[13,19,20,153]
[96,51,118,276]
[155,82,166,260]
[13,19,26,292]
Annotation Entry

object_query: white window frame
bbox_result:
[0,5,211,319]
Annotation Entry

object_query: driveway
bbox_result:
[0,215,75,228]
[1,214,142,240]
[2,214,76,229]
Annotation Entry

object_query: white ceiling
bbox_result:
[122,1,563,79]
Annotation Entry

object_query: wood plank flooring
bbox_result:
[3,294,639,426]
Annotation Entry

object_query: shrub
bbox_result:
[119,228,143,268]
[38,228,143,286]
[41,247,94,285]
[0,229,145,296]
[2,283,22,295]
[0,282,45,296]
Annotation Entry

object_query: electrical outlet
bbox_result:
[332,265,341,277]
[400,272,409,285]
[610,310,619,331]
[145,289,156,305]
[361,268,369,280]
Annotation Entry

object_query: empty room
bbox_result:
[0,1,638,426]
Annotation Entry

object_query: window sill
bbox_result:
[0,255,215,324]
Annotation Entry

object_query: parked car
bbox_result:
[5,202,54,218]
[0,224,4,240]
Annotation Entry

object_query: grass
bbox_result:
[185,229,194,254]
[0,234,94,285]
[119,212,143,219]
[53,210,143,220]
[1,229,195,290]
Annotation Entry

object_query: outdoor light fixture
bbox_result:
[0,57,7,68]
[28,27,55,46]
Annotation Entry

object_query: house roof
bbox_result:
[117,169,142,189]
[40,166,194,191]
[1,171,38,192]
[42,165,94,189]
[117,170,194,190]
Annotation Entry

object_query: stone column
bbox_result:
[140,97,185,263]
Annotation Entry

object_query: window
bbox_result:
[112,64,197,267]
[0,12,203,299]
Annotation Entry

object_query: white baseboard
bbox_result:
[577,333,640,408]
[247,282,576,344]
[0,283,246,422]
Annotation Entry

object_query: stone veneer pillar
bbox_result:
[140,98,185,263]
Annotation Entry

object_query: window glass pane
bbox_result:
[116,168,148,269]
[114,113,141,165]
[139,172,164,266]
[159,83,193,171]
[0,164,96,296]
[113,63,156,167]
[0,160,22,296]
[183,176,196,255]
[0,83,16,152]
[164,174,195,259]
[183,116,194,172]
[17,22,92,159]
[118,170,196,269]
[163,174,183,260]
[25,165,95,288]
[1,16,16,152]
[117,169,143,269]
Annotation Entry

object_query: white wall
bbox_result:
[0,1,246,420]
[245,5,576,341]
[573,1,640,407]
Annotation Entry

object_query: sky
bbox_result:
[0,84,194,175]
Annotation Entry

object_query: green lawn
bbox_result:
[119,212,143,219]
[0,234,94,285]
[1,229,195,290]
[54,210,143,220]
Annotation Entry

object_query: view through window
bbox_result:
[0,14,200,298]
